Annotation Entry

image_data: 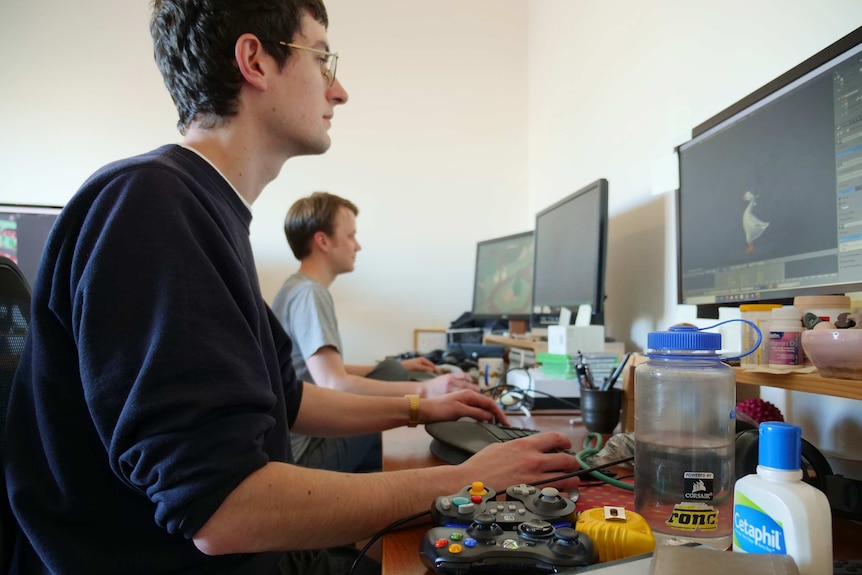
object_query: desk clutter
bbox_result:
[420,481,652,574]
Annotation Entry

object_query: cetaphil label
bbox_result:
[733,500,786,554]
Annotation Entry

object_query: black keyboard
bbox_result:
[835,559,862,574]
[425,420,539,464]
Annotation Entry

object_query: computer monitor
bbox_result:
[471,231,534,321]
[0,203,62,288]
[677,25,862,315]
[532,178,609,327]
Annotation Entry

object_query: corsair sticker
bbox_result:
[683,472,714,501]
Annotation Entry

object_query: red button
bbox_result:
[434,538,448,548]
[471,495,483,504]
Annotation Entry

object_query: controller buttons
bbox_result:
[452,497,470,506]
[447,543,464,554]
[434,538,449,548]
[509,484,535,497]
[501,538,521,550]
[463,538,478,548]
[469,481,488,496]
[449,532,464,541]
[439,498,452,511]
[470,495,483,504]
[456,502,476,515]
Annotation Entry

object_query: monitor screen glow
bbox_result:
[471,231,534,320]
[0,203,62,288]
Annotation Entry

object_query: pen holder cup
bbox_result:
[580,388,623,434]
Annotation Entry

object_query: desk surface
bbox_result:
[380,414,862,574]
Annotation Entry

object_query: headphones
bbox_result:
[734,422,862,521]
[734,423,833,489]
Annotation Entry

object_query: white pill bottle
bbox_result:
[733,422,832,575]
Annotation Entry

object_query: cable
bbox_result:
[574,433,634,491]
[348,510,430,575]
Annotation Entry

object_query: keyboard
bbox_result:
[425,420,540,464]
[835,559,862,574]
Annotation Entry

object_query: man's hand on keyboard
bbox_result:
[419,389,510,427]
[420,371,480,397]
[458,432,581,494]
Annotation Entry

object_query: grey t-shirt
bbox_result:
[272,272,343,458]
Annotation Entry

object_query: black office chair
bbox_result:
[0,256,31,574]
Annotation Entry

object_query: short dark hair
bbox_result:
[285,192,359,260]
[150,0,328,134]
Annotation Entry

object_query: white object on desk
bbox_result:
[548,325,605,355]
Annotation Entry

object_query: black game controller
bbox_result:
[431,482,577,530]
[420,513,597,574]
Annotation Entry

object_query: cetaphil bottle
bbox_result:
[733,422,832,575]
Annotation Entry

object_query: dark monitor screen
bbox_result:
[471,231,534,320]
[0,204,62,288]
[532,179,609,326]
[677,26,862,313]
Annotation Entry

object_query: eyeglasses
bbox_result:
[279,42,339,86]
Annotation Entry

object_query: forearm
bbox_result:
[290,383,414,436]
[194,461,466,555]
[325,371,422,397]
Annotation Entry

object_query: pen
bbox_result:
[484,363,490,387]
[576,351,594,390]
[600,352,631,391]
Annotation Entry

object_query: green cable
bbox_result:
[575,432,634,491]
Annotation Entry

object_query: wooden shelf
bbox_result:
[734,367,862,401]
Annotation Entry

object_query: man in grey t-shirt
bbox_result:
[272,192,480,472]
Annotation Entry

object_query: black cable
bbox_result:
[348,509,431,575]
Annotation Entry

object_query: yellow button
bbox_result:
[469,481,487,496]
[448,544,463,554]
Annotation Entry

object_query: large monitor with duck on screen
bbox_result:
[676,25,862,316]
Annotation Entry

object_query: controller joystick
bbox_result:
[505,484,577,524]
[548,527,590,557]
[465,513,503,542]
[517,518,555,541]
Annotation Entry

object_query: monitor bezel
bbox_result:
[675,25,862,317]
[470,230,535,321]
[531,178,609,325]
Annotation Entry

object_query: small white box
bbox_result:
[547,325,605,355]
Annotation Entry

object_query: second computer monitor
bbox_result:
[532,178,609,326]
[0,203,62,288]
[472,231,534,321]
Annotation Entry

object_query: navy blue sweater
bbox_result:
[5,145,302,574]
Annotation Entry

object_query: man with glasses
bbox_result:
[4,1,582,574]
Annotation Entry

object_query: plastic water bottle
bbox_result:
[634,325,736,550]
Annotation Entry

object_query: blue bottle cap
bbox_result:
[646,325,722,352]
[758,421,802,470]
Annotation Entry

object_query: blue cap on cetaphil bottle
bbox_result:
[758,421,802,470]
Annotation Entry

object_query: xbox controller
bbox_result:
[431,481,577,530]
[420,513,597,574]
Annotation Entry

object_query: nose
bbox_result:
[328,77,349,105]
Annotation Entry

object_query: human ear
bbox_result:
[234,33,268,90]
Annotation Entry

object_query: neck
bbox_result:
[298,259,337,287]
[182,120,290,206]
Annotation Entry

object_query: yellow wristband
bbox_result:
[405,394,420,427]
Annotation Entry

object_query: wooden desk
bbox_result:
[380,414,862,574]
[380,412,622,575]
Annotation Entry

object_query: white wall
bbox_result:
[0,0,531,364]
[2,0,861,467]
[526,0,862,472]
